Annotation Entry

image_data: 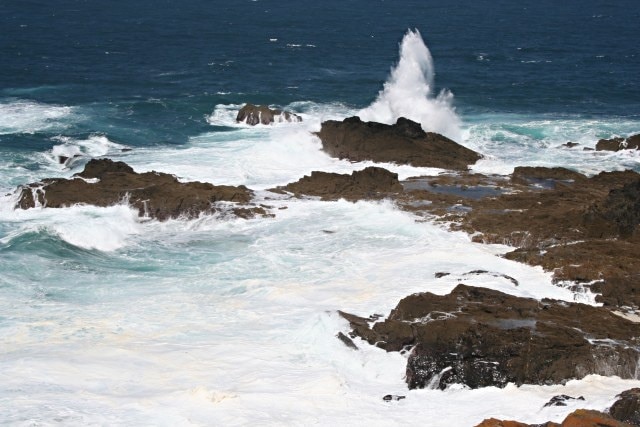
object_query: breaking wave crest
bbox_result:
[358,29,462,141]
[45,135,130,169]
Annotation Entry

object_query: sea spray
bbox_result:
[46,135,129,168]
[0,204,141,251]
[358,29,462,141]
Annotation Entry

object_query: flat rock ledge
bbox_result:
[315,116,481,169]
[396,167,640,310]
[271,166,403,201]
[340,284,640,390]
[16,158,269,221]
[236,103,301,125]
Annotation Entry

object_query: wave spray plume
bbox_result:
[358,29,461,141]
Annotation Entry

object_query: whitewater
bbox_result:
[1,29,640,426]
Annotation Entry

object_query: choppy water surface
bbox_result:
[2,1,640,425]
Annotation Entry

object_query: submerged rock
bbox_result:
[315,116,481,169]
[543,395,585,408]
[382,394,406,402]
[16,158,268,221]
[341,284,640,390]
[562,141,580,148]
[272,167,403,201]
[236,103,301,125]
[336,332,358,350]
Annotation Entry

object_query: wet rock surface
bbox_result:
[609,388,640,426]
[16,159,268,220]
[315,116,481,169]
[236,103,301,125]
[341,284,640,390]
[543,395,585,408]
[596,134,640,151]
[271,166,403,201]
[396,167,640,310]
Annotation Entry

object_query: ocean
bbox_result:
[1,1,639,425]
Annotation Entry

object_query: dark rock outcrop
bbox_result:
[341,285,640,390]
[336,332,358,350]
[584,178,640,238]
[236,103,301,125]
[543,395,585,408]
[272,167,403,201]
[16,158,268,220]
[609,388,640,426]
[382,394,406,402]
[562,141,580,148]
[315,116,481,169]
[596,134,640,152]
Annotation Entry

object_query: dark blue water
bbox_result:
[0,0,640,114]
[2,0,639,147]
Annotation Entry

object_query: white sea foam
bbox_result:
[1,199,637,425]
[463,115,640,176]
[128,108,446,189]
[0,99,77,135]
[207,102,308,128]
[358,29,462,141]
[0,203,141,251]
[44,134,129,169]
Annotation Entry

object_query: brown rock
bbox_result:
[273,167,403,201]
[609,388,640,425]
[474,419,539,427]
[561,409,632,426]
[236,103,301,125]
[596,134,640,151]
[342,285,640,390]
[511,166,587,186]
[394,167,640,310]
[474,410,631,427]
[584,178,640,238]
[16,158,267,221]
[315,116,481,169]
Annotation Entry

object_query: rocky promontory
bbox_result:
[16,159,269,220]
[341,284,640,390]
[316,116,481,169]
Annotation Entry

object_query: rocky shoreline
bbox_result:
[11,112,640,423]
[16,158,271,221]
